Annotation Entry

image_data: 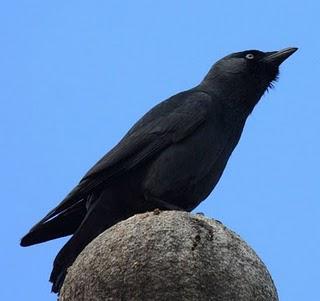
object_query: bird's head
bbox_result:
[201,47,298,112]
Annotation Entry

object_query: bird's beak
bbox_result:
[263,47,298,65]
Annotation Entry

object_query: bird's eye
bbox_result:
[245,53,255,60]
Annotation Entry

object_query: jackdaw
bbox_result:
[20,47,297,293]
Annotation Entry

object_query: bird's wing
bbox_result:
[82,90,213,181]
[37,90,213,224]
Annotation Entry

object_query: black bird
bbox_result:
[21,47,297,293]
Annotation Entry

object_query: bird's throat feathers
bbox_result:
[200,63,279,116]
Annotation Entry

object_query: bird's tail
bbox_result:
[20,200,86,247]
[50,191,125,293]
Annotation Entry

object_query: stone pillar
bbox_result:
[60,210,278,301]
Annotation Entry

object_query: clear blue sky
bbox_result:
[1,1,319,300]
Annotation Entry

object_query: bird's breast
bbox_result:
[142,116,246,209]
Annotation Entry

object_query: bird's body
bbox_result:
[21,47,297,293]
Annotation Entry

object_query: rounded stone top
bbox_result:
[60,210,278,301]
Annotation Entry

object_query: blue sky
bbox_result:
[1,1,319,300]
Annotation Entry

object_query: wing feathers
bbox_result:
[24,90,212,237]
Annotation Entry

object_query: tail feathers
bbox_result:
[50,192,121,293]
[20,201,86,247]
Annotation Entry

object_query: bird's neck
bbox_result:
[198,76,262,117]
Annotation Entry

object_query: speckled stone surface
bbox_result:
[60,210,278,301]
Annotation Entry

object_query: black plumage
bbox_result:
[21,47,297,293]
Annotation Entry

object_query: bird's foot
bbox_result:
[144,193,183,211]
[152,198,184,211]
